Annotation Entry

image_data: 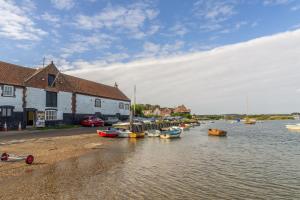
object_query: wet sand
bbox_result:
[0,133,135,200]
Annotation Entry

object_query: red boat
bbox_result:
[97,129,119,138]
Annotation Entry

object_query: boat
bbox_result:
[97,128,119,137]
[129,132,145,138]
[244,96,256,125]
[160,127,181,139]
[146,129,161,137]
[244,118,256,125]
[208,129,227,136]
[117,129,132,138]
[286,124,300,131]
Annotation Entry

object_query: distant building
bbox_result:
[173,105,191,114]
[152,107,161,116]
[143,110,153,116]
[160,108,173,117]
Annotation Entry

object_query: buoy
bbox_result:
[18,122,22,131]
[4,122,7,132]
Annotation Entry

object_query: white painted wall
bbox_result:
[25,87,46,111]
[0,85,23,112]
[58,91,72,113]
[76,94,130,116]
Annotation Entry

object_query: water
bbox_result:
[82,121,300,199]
[2,121,300,199]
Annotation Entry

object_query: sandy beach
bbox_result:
[0,132,134,200]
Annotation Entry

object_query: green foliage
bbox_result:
[131,104,145,116]
[171,112,192,119]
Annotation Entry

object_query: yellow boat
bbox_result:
[244,118,256,125]
[129,132,145,138]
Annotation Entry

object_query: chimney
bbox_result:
[114,82,118,88]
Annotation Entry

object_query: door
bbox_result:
[27,111,35,126]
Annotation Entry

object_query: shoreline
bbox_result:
[0,133,119,178]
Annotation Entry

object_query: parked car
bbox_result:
[104,117,119,126]
[80,116,104,127]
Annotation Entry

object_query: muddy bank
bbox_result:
[0,134,137,199]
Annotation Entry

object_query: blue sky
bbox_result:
[1,0,300,114]
[1,0,300,70]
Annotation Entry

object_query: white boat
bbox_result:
[286,124,300,130]
[146,130,161,137]
[117,129,132,138]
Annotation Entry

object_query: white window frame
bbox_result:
[125,104,129,110]
[45,110,57,121]
[1,107,12,117]
[95,99,101,107]
[119,102,124,109]
[3,85,14,97]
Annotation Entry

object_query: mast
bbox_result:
[134,85,136,116]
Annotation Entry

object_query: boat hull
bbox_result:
[160,134,180,139]
[97,130,118,138]
[129,132,145,138]
[208,129,227,136]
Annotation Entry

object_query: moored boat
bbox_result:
[129,132,145,138]
[117,129,132,138]
[285,124,300,131]
[244,118,256,125]
[160,127,181,139]
[208,129,227,136]
[97,129,119,138]
[146,130,161,137]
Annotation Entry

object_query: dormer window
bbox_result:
[48,74,56,87]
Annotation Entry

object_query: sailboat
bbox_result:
[129,85,145,138]
[244,96,256,125]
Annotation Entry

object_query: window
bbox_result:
[95,99,101,107]
[1,107,13,117]
[45,110,57,121]
[48,74,56,87]
[46,91,57,107]
[2,85,14,97]
[125,104,130,110]
[119,102,124,109]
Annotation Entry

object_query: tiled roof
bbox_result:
[63,74,130,101]
[0,61,130,101]
[0,61,37,86]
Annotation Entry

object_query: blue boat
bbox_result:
[160,127,181,139]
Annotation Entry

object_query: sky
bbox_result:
[1,0,300,114]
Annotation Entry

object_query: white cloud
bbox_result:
[61,34,116,58]
[74,3,159,39]
[66,29,300,114]
[170,23,189,36]
[136,41,185,58]
[40,12,60,26]
[51,0,74,10]
[193,0,236,22]
[0,0,47,40]
[263,0,293,5]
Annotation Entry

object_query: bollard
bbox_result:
[18,122,22,131]
[4,122,7,132]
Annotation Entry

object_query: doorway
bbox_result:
[27,111,35,126]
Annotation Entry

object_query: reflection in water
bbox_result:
[0,121,300,199]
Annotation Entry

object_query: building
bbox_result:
[160,108,173,117]
[0,61,130,130]
[173,105,191,114]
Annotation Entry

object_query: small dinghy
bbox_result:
[117,129,132,138]
[97,128,119,138]
[208,129,227,136]
[160,127,181,139]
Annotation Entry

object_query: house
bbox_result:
[160,108,173,117]
[143,110,153,116]
[0,61,130,130]
[152,107,161,116]
[173,105,191,114]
